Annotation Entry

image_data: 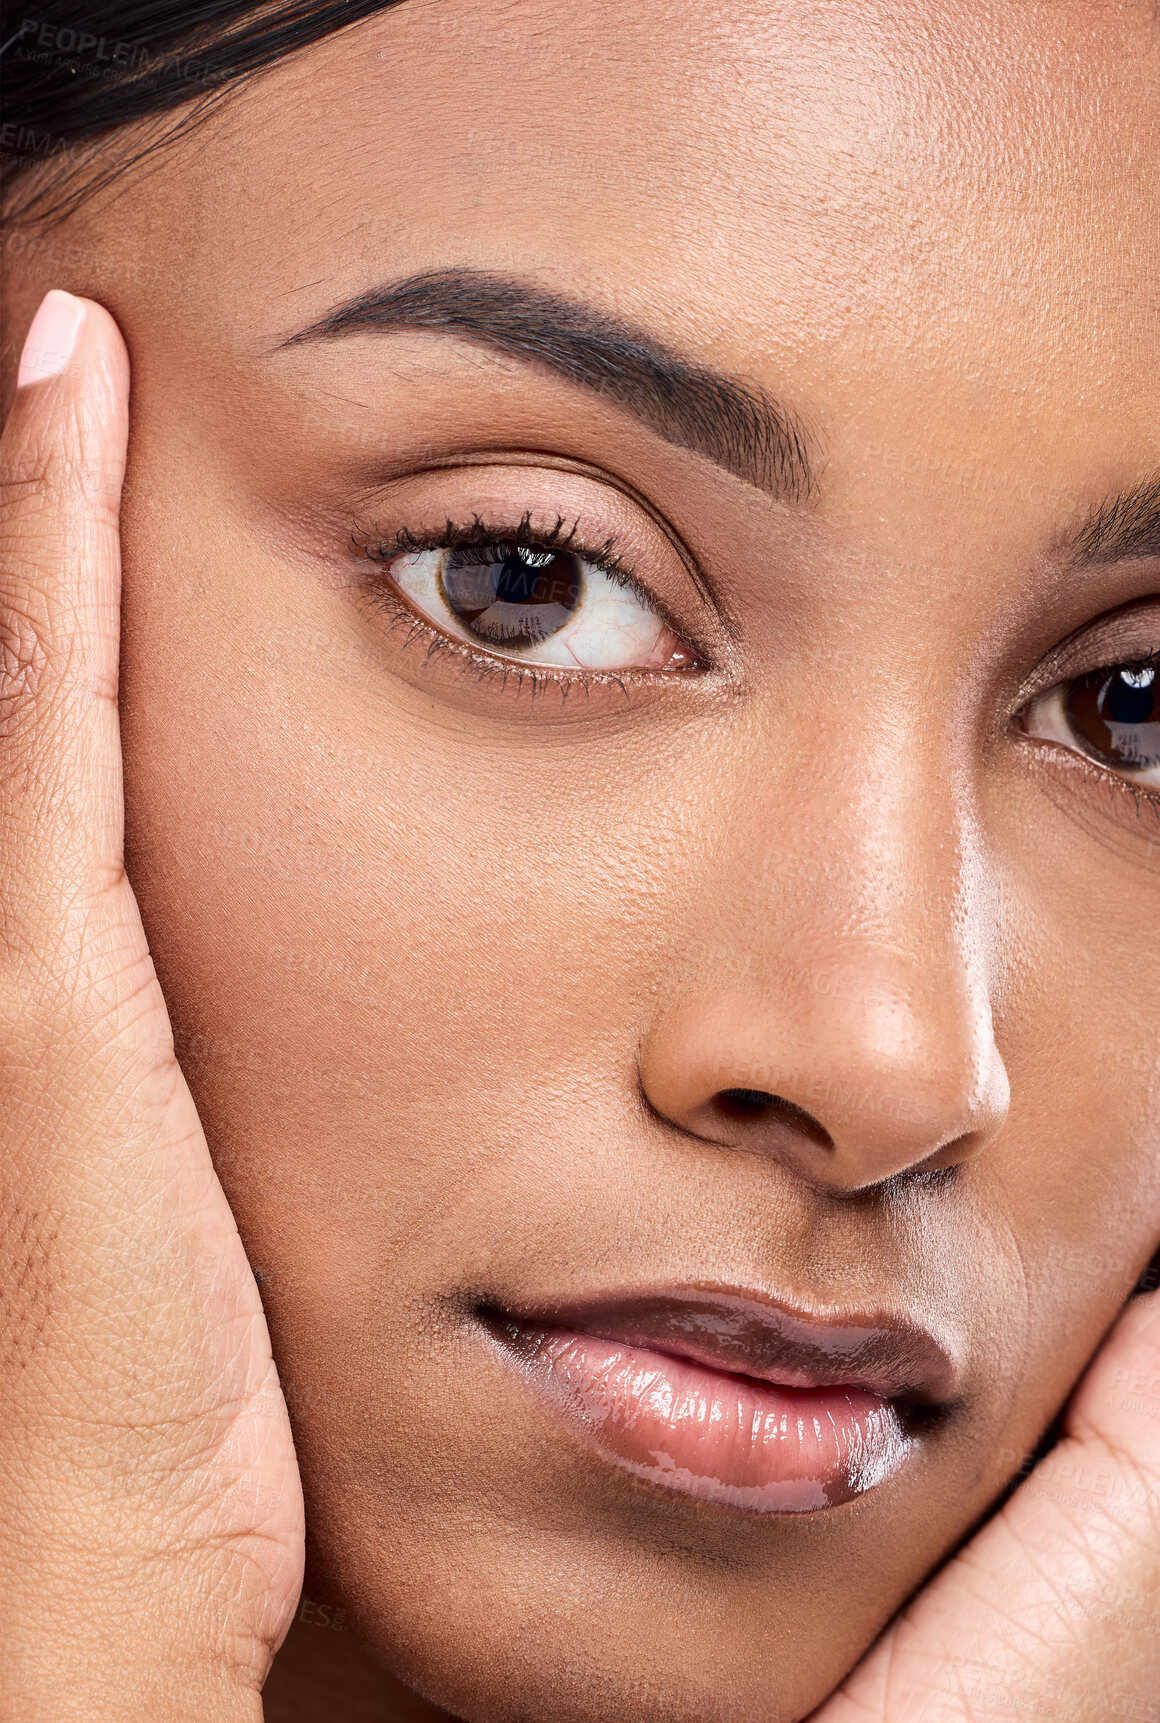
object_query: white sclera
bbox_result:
[1021,682,1160,787]
[390,548,681,671]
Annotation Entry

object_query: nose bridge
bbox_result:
[641,714,1009,1188]
[796,742,988,1061]
[793,767,996,1121]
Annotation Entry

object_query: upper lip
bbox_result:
[489,1287,959,1406]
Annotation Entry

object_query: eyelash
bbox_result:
[355,511,673,699]
[353,514,1160,825]
[1016,648,1160,814]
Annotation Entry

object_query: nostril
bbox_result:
[713,1089,834,1148]
[718,1087,777,1115]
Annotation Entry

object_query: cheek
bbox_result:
[974,776,1160,1433]
[987,774,1160,1267]
[117,496,656,1235]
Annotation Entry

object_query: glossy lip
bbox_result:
[490,1287,959,1402]
[482,1287,959,1515]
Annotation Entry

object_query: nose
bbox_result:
[639,971,1009,1191]
[638,780,1009,1194]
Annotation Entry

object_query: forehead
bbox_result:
[154,0,1156,385]
[78,0,1159,513]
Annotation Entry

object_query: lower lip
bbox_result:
[502,1326,913,1512]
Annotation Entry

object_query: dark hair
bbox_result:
[1,0,404,216]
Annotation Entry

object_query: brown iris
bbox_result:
[440,545,583,647]
[1064,663,1159,772]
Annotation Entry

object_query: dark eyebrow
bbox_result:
[281,268,816,503]
[1068,472,1160,566]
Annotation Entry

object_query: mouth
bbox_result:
[482,1288,957,1514]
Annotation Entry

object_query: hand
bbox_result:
[0,292,304,1721]
[814,1282,1160,1722]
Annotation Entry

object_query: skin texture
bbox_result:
[1,0,1158,1718]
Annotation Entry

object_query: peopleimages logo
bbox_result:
[8,17,225,89]
[12,17,155,70]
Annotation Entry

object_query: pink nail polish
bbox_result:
[17,290,86,388]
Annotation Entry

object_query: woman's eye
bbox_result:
[1019,660,1160,787]
[386,542,698,672]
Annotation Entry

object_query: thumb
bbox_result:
[0,290,130,942]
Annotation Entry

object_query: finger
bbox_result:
[1067,1276,1160,1486]
[0,291,130,963]
[819,1288,1160,1721]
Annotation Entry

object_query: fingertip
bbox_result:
[17,290,87,389]
[3,290,130,557]
[15,293,129,406]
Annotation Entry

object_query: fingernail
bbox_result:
[17,290,86,388]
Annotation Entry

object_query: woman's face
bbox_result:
[5,1,1157,1716]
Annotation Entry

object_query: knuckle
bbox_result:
[1,421,122,536]
[0,595,55,735]
[0,547,116,748]
[1,419,124,748]
[0,439,70,531]
[0,440,53,508]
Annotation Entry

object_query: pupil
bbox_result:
[1101,666,1155,725]
[1064,664,1160,772]
[495,551,554,606]
[441,546,583,647]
